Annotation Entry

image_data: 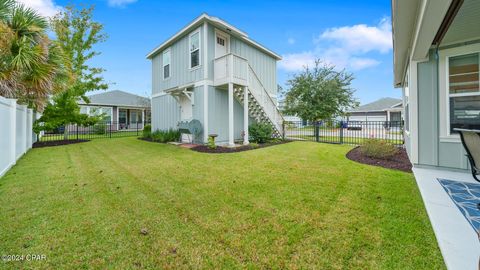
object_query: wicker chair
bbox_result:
[455,128,480,182]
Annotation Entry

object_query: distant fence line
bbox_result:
[0,96,39,177]
[40,121,150,142]
[283,120,404,146]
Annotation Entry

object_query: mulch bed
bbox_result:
[191,140,291,153]
[32,139,90,148]
[346,146,412,172]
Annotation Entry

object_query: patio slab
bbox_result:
[413,167,480,270]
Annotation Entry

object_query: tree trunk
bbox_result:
[63,124,68,140]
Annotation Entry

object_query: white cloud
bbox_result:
[319,17,392,54]
[280,52,315,71]
[17,0,62,17]
[279,18,392,72]
[287,38,296,45]
[107,0,138,7]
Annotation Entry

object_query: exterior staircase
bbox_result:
[214,53,284,138]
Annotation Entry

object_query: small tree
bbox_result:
[33,91,102,138]
[283,60,359,122]
[34,5,108,139]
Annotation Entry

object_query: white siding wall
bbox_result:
[0,96,38,177]
[151,27,205,95]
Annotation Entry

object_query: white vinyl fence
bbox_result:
[0,96,39,177]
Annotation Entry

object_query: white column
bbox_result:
[243,86,249,145]
[203,84,209,143]
[387,110,390,121]
[228,83,234,146]
[142,109,145,127]
[9,99,16,166]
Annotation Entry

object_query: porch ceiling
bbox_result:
[442,0,480,45]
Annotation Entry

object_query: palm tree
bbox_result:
[0,0,70,110]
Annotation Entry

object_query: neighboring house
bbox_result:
[79,90,151,130]
[347,97,403,122]
[147,13,283,145]
[392,0,480,268]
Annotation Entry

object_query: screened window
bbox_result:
[163,49,171,79]
[189,31,200,68]
[448,53,480,132]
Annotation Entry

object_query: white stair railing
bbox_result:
[246,65,284,135]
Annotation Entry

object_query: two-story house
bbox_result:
[147,14,283,145]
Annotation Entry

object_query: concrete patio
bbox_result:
[413,167,480,270]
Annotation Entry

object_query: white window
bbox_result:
[81,106,112,122]
[163,49,171,79]
[189,30,200,69]
[439,43,480,140]
[448,53,480,133]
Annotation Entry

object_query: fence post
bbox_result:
[340,123,344,144]
[315,121,319,142]
[282,121,285,140]
[136,122,139,136]
[76,125,79,140]
[8,99,17,166]
[109,122,112,138]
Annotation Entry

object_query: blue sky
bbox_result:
[21,0,399,104]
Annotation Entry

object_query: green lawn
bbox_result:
[0,138,444,269]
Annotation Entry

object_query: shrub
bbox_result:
[143,124,152,138]
[249,122,273,143]
[249,142,259,149]
[151,129,180,143]
[93,122,107,135]
[207,135,217,149]
[360,139,398,159]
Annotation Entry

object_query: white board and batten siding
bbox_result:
[150,20,279,141]
[0,96,39,177]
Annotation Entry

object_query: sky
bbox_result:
[20,0,400,104]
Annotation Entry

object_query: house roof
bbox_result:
[349,98,403,113]
[79,90,150,108]
[391,0,454,87]
[146,13,282,60]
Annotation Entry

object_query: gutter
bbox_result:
[432,0,464,46]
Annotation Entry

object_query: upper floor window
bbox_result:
[163,49,171,79]
[189,30,200,69]
[448,53,480,132]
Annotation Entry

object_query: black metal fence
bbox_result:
[284,120,404,146]
[38,121,151,142]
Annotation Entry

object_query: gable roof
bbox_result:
[349,98,403,113]
[79,90,150,108]
[146,13,282,60]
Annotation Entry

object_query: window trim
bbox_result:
[439,43,480,142]
[162,48,171,80]
[188,29,201,70]
[403,65,410,135]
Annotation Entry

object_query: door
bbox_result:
[179,96,192,121]
[215,32,228,58]
[119,109,127,129]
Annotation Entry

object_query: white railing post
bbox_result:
[228,54,233,81]
[228,82,234,146]
[243,86,249,145]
